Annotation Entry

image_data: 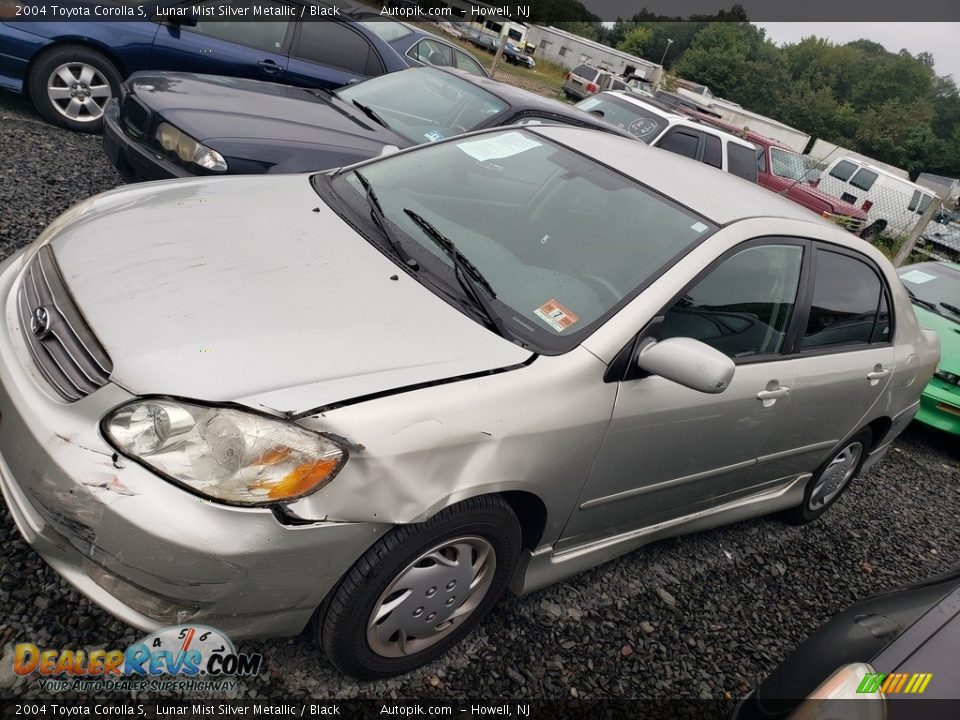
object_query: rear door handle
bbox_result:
[757,386,790,407]
[867,367,891,383]
[257,59,281,74]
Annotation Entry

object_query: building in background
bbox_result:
[525,26,661,81]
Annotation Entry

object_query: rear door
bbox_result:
[284,20,387,89]
[150,0,293,80]
[757,244,896,480]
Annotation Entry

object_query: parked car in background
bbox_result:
[576,92,759,182]
[897,261,960,435]
[921,211,960,261]
[0,0,410,132]
[103,67,633,180]
[435,21,463,39]
[562,64,632,101]
[502,42,536,68]
[816,157,939,239]
[693,118,869,235]
[469,33,500,53]
[734,564,960,719]
[352,15,487,77]
[1,125,938,679]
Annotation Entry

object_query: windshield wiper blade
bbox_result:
[354,171,418,270]
[905,287,938,312]
[941,301,960,317]
[351,99,390,129]
[402,208,514,341]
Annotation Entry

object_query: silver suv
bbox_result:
[562,64,631,100]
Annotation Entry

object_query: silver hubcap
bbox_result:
[808,442,863,511]
[47,63,112,122]
[366,536,496,658]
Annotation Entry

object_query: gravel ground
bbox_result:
[1,90,959,701]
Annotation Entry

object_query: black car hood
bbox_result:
[127,72,410,161]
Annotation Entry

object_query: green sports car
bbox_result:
[898,261,960,435]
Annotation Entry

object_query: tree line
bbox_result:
[540,5,959,180]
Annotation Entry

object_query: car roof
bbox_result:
[830,157,932,190]
[526,125,839,227]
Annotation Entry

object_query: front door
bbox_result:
[559,241,807,550]
[151,0,292,81]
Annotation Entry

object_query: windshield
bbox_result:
[323,129,716,352]
[574,95,667,142]
[898,263,960,321]
[769,147,809,182]
[336,68,507,144]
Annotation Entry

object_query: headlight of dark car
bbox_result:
[104,399,346,505]
[155,122,228,172]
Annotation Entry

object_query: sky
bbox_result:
[584,2,959,82]
[756,23,960,83]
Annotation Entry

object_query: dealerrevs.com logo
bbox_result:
[13,625,263,692]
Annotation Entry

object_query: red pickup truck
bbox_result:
[692,117,868,235]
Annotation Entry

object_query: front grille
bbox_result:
[16,246,112,401]
[833,214,866,234]
[121,94,150,138]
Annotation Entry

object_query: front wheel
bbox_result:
[785,428,872,525]
[316,495,521,678]
[28,45,121,132]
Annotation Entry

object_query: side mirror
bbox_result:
[168,14,198,27]
[635,337,735,394]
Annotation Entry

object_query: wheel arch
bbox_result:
[25,38,129,85]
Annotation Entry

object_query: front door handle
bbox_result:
[757,385,790,408]
[257,59,281,74]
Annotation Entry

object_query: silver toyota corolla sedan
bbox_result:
[0,126,939,678]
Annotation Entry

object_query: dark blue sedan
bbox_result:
[0,0,410,132]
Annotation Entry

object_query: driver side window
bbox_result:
[658,244,803,359]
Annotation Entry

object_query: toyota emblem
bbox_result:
[30,306,52,339]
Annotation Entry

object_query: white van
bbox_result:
[816,157,937,239]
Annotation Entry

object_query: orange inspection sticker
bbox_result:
[534,299,579,332]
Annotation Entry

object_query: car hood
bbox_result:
[792,183,865,217]
[47,175,531,413]
[127,72,408,155]
[914,306,960,374]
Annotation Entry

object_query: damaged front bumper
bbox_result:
[0,252,389,639]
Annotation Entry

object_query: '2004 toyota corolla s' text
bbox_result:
[0,126,940,678]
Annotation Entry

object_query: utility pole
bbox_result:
[490,35,508,77]
[893,196,943,267]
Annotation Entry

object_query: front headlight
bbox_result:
[788,663,886,720]
[155,122,228,172]
[103,399,346,506]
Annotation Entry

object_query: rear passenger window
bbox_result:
[703,135,722,169]
[802,251,885,349]
[829,160,857,182]
[849,169,877,191]
[728,143,758,182]
[295,22,382,76]
[572,65,598,81]
[657,129,699,159]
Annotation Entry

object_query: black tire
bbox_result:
[785,428,872,525]
[860,224,883,241]
[27,44,121,133]
[315,495,521,678]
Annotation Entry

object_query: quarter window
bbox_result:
[803,251,885,349]
[658,244,804,358]
[829,159,858,182]
[454,50,486,76]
